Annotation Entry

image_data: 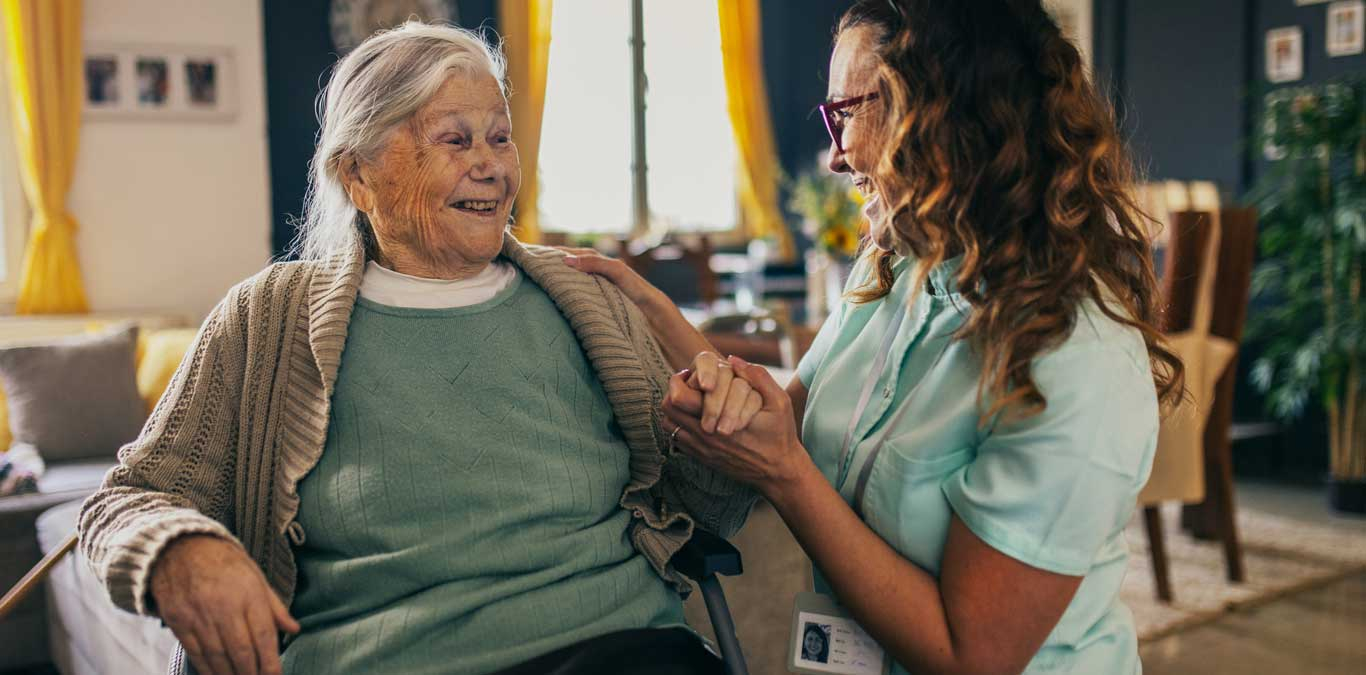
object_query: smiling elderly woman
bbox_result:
[77,23,752,675]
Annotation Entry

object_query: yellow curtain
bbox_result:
[499,0,553,245]
[2,0,88,313]
[718,0,794,261]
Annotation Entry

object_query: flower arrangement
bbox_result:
[1247,77,1365,504]
[787,161,866,260]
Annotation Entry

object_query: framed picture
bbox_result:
[1328,1,1365,56]
[1266,27,1304,83]
[135,57,169,108]
[83,51,121,111]
[83,44,236,121]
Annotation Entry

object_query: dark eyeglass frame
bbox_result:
[820,92,879,154]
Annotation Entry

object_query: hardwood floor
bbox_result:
[1140,481,1366,675]
[1140,570,1366,674]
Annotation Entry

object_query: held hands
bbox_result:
[662,353,806,497]
[150,534,300,675]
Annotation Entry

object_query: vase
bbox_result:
[1329,479,1366,515]
[805,251,852,328]
[824,255,852,316]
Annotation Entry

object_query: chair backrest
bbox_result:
[1141,207,1258,505]
[620,236,719,306]
[1160,211,1217,334]
[1143,209,1224,505]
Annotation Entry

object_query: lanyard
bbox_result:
[832,294,955,517]
[848,337,953,517]
[835,304,908,490]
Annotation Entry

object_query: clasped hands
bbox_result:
[662,352,805,497]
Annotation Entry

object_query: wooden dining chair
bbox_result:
[1139,206,1257,602]
[1178,207,1258,578]
[620,235,720,307]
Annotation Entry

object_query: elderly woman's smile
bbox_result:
[345,73,521,279]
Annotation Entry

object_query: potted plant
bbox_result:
[1247,77,1366,513]
[788,157,865,325]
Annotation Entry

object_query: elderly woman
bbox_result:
[78,23,752,675]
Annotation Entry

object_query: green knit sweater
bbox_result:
[281,276,684,674]
[79,233,757,630]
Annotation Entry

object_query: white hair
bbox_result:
[292,21,508,261]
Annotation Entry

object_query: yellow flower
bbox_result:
[822,226,858,257]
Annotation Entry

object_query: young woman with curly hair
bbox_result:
[566,1,1183,672]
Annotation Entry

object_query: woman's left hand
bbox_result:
[663,356,809,498]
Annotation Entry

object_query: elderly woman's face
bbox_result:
[351,73,520,274]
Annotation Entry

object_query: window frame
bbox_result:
[536,0,747,244]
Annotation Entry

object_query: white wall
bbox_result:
[71,0,272,320]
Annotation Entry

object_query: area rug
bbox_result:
[1123,503,1366,642]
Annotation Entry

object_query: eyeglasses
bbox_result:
[819,92,879,154]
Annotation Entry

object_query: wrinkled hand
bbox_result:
[684,351,764,435]
[558,247,666,315]
[150,534,300,675]
[663,356,805,495]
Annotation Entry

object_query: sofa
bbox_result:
[0,314,191,672]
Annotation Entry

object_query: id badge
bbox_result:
[788,592,891,675]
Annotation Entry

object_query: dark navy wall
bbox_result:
[262,0,333,256]
[763,1,856,188]
[1119,0,1249,194]
[1091,0,1366,199]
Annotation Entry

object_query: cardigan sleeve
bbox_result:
[609,286,760,539]
[77,288,248,617]
[655,452,759,539]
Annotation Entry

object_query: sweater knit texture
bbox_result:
[282,278,686,673]
[77,233,757,619]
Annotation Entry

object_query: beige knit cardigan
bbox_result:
[78,233,756,617]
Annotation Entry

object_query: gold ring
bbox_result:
[669,426,682,443]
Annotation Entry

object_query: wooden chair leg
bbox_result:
[1143,506,1174,603]
[1207,441,1246,583]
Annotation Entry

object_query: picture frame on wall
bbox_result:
[1328,1,1365,56]
[83,50,121,112]
[1266,27,1304,83]
[83,44,237,121]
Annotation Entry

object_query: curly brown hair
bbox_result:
[838,0,1183,421]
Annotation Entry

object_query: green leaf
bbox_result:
[1250,359,1275,392]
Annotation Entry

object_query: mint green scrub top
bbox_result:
[796,256,1158,674]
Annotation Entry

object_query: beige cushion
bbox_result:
[0,313,188,450]
[0,326,145,462]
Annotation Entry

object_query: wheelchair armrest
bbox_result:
[672,528,742,580]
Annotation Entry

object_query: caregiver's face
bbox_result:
[355,73,521,275]
[826,25,894,249]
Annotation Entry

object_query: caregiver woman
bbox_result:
[564,1,1185,673]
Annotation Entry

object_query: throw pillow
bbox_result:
[136,328,197,414]
[0,325,146,462]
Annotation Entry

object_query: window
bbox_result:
[537,0,739,236]
[0,35,28,303]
